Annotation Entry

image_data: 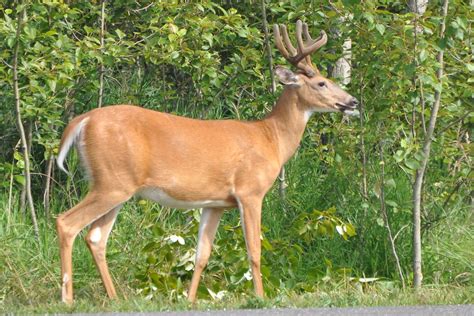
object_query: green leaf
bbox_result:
[362,12,374,25]
[344,223,356,237]
[298,224,308,235]
[146,255,157,264]
[14,151,23,162]
[393,150,403,162]
[47,79,57,93]
[142,241,158,252]
[260,265,271,278]
[405,159,421,170]
[326,206,336,214]
[376,218,384,227]
[385,178,396,188]
[386,200,398,208]
[44,30,57,37]
[170,51,179,59]
[317,225,327,236]
[262,238,273,251]
[115,29,126,39]
[419,49,427,63]
[149,271,161,286]
[7,37,15,48]
[168,23,178,33]
[375,24,385,35]
[14,175,25,185]
[24,26,37,40]
[203,33,213,47]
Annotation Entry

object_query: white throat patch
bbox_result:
[304,110,314,123]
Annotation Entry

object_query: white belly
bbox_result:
[137,187,233,209]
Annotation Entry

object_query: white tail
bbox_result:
[56,117,90,175]
[56,20,358,304]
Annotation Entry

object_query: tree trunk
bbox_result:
[330,14,352,85]
[412,0,449,288]
[408,0,429,15]
[13,7,39,239]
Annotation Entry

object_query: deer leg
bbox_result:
[187,207,224,303]
[237,196,264,297]
[85,204,122,299]
[56,191,130,304]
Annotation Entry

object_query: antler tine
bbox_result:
[301,22,313,67]
[302,22,313,42]
[305,30,328,55]
[280,24,297,57]
[272,24,291,60]
[295,20,312,69]
[273,20,327,77]
[295,20,305,55]
[298,21,327,56]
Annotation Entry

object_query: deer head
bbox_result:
[273,20,358,115]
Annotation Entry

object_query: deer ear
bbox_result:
[275,67,301,87]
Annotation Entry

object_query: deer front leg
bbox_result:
[236,196,264,297]
[188,207,224,303]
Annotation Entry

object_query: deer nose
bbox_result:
[349,97,359,108]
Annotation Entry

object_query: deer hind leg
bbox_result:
[56,191,130,304]
[85,204,122,299]
[187,207,224,303]
[237,196,264,297]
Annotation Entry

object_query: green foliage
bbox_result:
[0,0,472,309]
[294,207,356,242]
[135,205,355,300]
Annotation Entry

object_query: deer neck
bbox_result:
[263,88,310,166]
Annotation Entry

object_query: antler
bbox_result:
[273,20,327,77]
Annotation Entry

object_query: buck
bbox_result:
[56,20,358,304]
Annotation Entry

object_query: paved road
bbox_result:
[80,305,474,316]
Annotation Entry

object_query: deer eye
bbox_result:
[318,82,326,87]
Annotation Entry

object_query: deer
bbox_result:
[55,20,358,304]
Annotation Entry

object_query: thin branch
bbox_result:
[442,171,471,210]
[412,0,450,288]
[43,154,54,219]
[1,58,13,69]
[6,154,16,230]
[13,6,39,239]
[437,110,472,135]
[419,79,426,134]
[359,78,368,200]
[132,2,154,13]
[379,140,405,289]
[393,224,410,243]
